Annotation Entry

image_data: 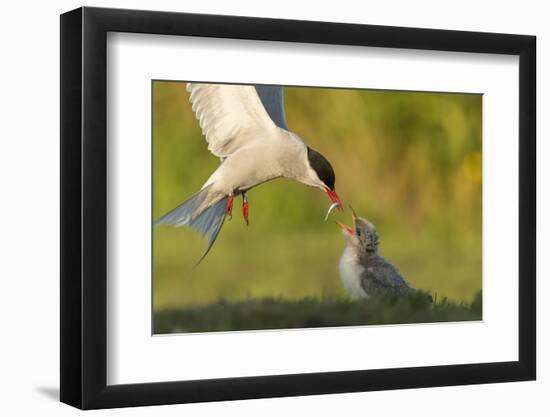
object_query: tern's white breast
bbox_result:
[204,129,305,194]
[339,246,368,299]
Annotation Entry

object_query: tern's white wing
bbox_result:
[187,83,278,158]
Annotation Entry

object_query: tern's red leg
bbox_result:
[226,194,233,219]
[242,194,249,226]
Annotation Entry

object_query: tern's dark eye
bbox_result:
[356,229,361,237]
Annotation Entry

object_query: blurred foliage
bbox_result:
[153,82,482,315]
[154,291,482,333]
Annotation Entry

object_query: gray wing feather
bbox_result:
[155,184,213,227]
[360,256,414,296]
[192,198,227,266]
[155,185,227,264]
[254,85,288,130]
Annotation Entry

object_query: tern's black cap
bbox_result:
[307,147,335,190]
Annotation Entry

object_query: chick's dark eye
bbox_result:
[356,229,361,236]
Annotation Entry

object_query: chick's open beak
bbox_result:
[336,206,358,235]
[336,221,354,235]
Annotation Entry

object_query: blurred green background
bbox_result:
[153,82,482,313]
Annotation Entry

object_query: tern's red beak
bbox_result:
[325,188,343,211]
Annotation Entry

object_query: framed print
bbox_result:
[60,6,536,409]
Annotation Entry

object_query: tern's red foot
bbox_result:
[226,194,234,219]
[243,199,249,226]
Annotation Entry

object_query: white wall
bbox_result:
[0,0,546,415]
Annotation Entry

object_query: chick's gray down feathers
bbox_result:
[358,252,414,296]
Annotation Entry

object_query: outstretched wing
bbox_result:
[187,83,278,158]
[254,85,288,131]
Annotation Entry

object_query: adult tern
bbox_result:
[156,83,343,262]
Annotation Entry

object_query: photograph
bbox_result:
[55,4,538,411]
[152,81,483,334]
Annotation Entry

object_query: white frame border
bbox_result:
[106,33,519,385]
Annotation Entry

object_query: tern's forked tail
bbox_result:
[155,185,227,264]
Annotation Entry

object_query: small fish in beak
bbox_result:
[324,202,341,222]
[323,187,343,221]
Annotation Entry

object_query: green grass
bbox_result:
[154,291,482,334]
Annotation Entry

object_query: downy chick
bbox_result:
[337,208,414,299]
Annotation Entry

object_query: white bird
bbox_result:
[156,83,343,263]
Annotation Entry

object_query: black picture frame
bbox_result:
[60,6,536,410]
